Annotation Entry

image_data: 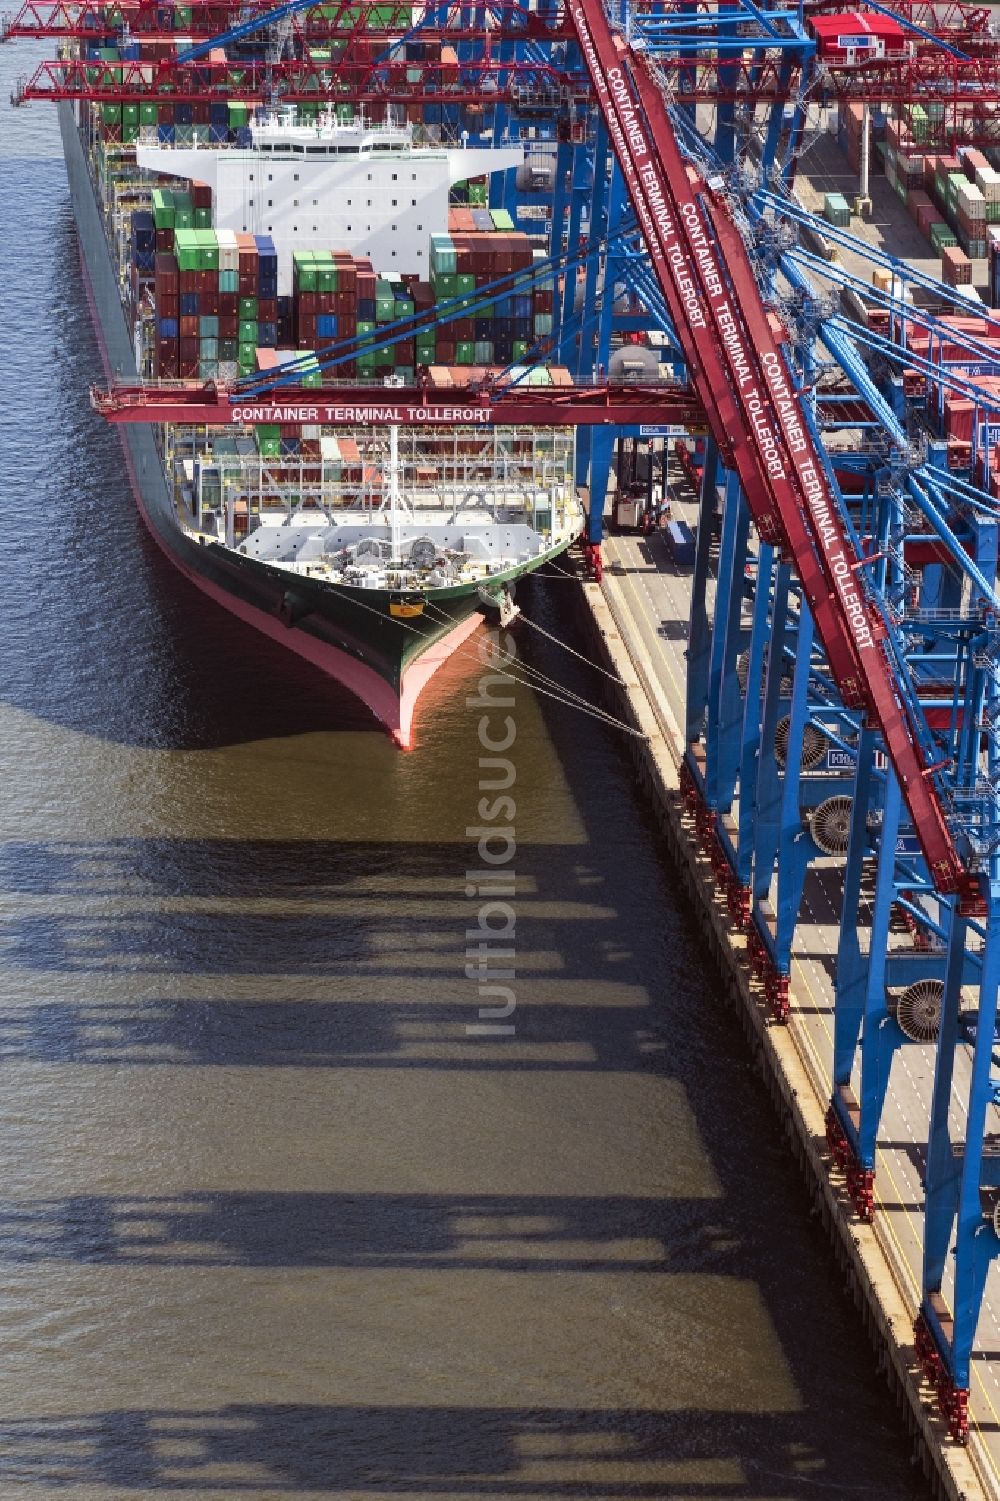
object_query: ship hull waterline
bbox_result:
[60,103,576,747]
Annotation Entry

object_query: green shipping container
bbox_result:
[512,339,529,361]
[194,208,212,230]
[239,320,258,345]
[293,251,317,292]
[101,103,121,126]
[228,103,249,128]
[415,338,436,362]
[139,102,158,125]
[238,341,258,367]
[455,342,475,365]
[490,208,515,231]
[239,297,258,320]
[315,252,338,293]
[173,228,199,273]
[198,231,219,273]
[930,221,958,250]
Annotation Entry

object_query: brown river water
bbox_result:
[0,59,931,1499]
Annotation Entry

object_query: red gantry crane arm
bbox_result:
[566,0,979,905]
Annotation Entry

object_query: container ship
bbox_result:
[59,93,584,744]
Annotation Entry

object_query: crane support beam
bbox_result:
[89,380,709,428]
[565,0,982,908]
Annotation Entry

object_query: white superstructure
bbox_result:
[137,106,523,292]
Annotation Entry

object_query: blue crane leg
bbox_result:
[684,445,721,754]
[705,477,749,811]
[752,564,792,903]
[774,604,815,970]
[858,770,903,1169]
[833,728,879,1091]
[923,906,970,1297]
[737,542,775,885]
[951,903,1000,1387]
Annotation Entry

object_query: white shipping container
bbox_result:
[957,181,986,219]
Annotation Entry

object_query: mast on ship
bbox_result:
[387,425,402,562]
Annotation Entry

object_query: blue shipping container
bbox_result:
[159,317,178,337]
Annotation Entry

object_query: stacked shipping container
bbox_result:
[155,227,279,379]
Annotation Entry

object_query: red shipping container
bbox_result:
[179,359,199,378]
[192,102,210,125]
[219,292,238,316]
[238,273,256,297]
[180,336,199,361]
[339,313,357,337]
[200,289,219,315]
[180,315,199,338]
[219,314,238,338]
[155,228,173,253]
[317,291,335,314]
[258,297,277,321]
[943,245,973,285]
[437,338,456,362]
[158,293,179,318]
[396,340,415,363]
[191,178,212,208]
[179,269,199,293]
[154,338,178,376]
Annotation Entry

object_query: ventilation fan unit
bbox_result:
[893,979,944,1044]
[736,647,794,697]
[809,795,855,855]
[775,716,828,771]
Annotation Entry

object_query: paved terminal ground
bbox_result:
[788,119,989,303]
